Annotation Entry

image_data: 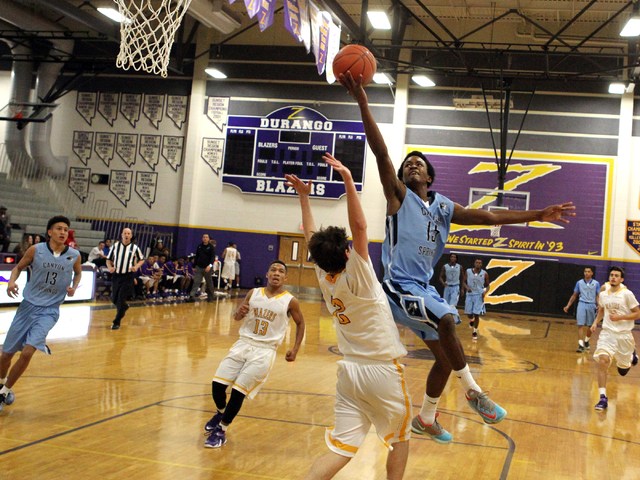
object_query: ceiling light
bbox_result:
[621,17,640,36]
[412,75,435,87]
[205,67,227,79]
[373,73,393,84]
[608,82,626,94]
[367,11,391,30]
[188,0,242,34]
[97,7,127,23]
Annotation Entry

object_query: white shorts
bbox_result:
[325,357,412,458]
[221,262,235,280]
[593,329,636,369]
[213,338,277,399]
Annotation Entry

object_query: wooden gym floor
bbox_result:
[0,294,638,480]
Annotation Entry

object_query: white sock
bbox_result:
[584,337,590,343]
[454,365,481,393]
[599,388,607,397]
[473,328,478,334]
[220,423,228,432]
[0,385,9,395]
[578,339,585,347]
[0,377,7,385]
[419,394,439,424]
[218,407,226,414]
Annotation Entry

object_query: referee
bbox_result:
[107,227,144,330]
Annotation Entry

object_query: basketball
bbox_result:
[332,44,377,86]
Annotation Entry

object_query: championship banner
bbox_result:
[222,106,367,198]
[408,147,612,258]
[257,0,276,32]
[626,220,640,255]
[299,0,311,53]
[309,3,321,70]
[284,0,303,42]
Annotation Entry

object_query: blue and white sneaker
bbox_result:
[0,390,15,412]
[466,389,507,424]
[204,411,223,433]
[204,426,227,448]
[411,413,453,443]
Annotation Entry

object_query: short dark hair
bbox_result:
[609,266,625,278]
[308,226,349,274]
[46,215,71,231]
[269,260,287,272]
[396,150,436,187]
[449,253,458,260]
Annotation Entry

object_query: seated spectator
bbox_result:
[163,256,183,296]
[13,234,33,261]
[0,206,10,253]
[138,256,160,298]
[151,239,170,258]
[174,257,192,295]
[33,233,44,245]
[87,241,108,268]
[65,229,78,249]
[103,239,112,256]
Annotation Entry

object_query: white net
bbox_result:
[489,225,501,237]
[114,0,193,77]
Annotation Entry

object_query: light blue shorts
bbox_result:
[576,302,597,327]
[443,284,460,307]
[464,293,486,316]
[383,279,460,342]
[2,301,58,354]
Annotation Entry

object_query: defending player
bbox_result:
[287,153,411,480]
[203,260,305,448]
[0,216,82,411]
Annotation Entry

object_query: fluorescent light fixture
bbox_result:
[620,17,640,36]
[205,67,227,79]
[97,7,127,23]
[367,11,391,30]
[412,75,435,87]
[608,82,626,94]
[373,72,393,84]
[188,0,242,34]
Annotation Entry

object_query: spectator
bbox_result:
[186,234,216,302]
[103,239,112,256]
[0,206,11,253]
[13,234,33,261]
[151,239,170,258]
[33,234,44,245]
[87,241,108,268]
[65,229,78,249]
[138,256,160,298]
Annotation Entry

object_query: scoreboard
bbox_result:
[222,106,367,199]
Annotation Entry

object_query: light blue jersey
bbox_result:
[465,268,487,295]
[24,243,80,307]
[444,263,461,286]
[382,189,454,284]
[574,279,600,304]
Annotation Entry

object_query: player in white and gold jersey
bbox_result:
[591,266,639,411]
[203,260,305,448]
[287,153,411,480]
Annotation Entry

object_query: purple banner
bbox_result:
[423,153,609,257]
[316,12,330,74]
[258,0,276,31]
[284,0,303,41]
[222,106,367,199]
[244,0,259,18]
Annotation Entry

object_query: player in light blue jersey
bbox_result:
[339,71,576,440]
[0,216,82,412]
[463,258,490,341]
[564,266,600,352]
[439,253,462,308]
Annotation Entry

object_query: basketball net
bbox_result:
[490,225,501,237]
[113,0,193,77]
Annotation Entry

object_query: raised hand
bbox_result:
[285,174,312,196]
[338,71,368,103]
[539,202,576,223]
[323,152,352,181]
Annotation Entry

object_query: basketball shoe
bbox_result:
[594,394,608,411]
[411,413,453,444]
[204,425,227,448]
[204,411,223,433]
[466,389,507,424]
[0,389,15,412]
[633,350,639,366]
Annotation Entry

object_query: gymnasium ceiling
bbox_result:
[1,0,640,89]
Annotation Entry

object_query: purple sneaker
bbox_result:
[594,394,608,411]
[204,426,227,448]
[204,412,223,432]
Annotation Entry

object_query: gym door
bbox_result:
[278,235,318,290]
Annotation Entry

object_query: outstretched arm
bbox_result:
[324,153,368,260]
[339,72,405,213]
[284,174,316,243]
[452,202,576,226]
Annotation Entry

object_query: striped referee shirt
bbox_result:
[108,241,144,274]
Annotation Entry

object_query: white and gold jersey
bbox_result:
[238,288,294,347]
[600,287,639,334]
[316,249,407,361]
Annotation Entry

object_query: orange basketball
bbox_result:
[332,44,377,86]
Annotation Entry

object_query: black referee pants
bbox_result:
[111,273,134,325]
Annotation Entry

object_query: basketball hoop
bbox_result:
[113,0,193,77]
[490,225,501,237]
